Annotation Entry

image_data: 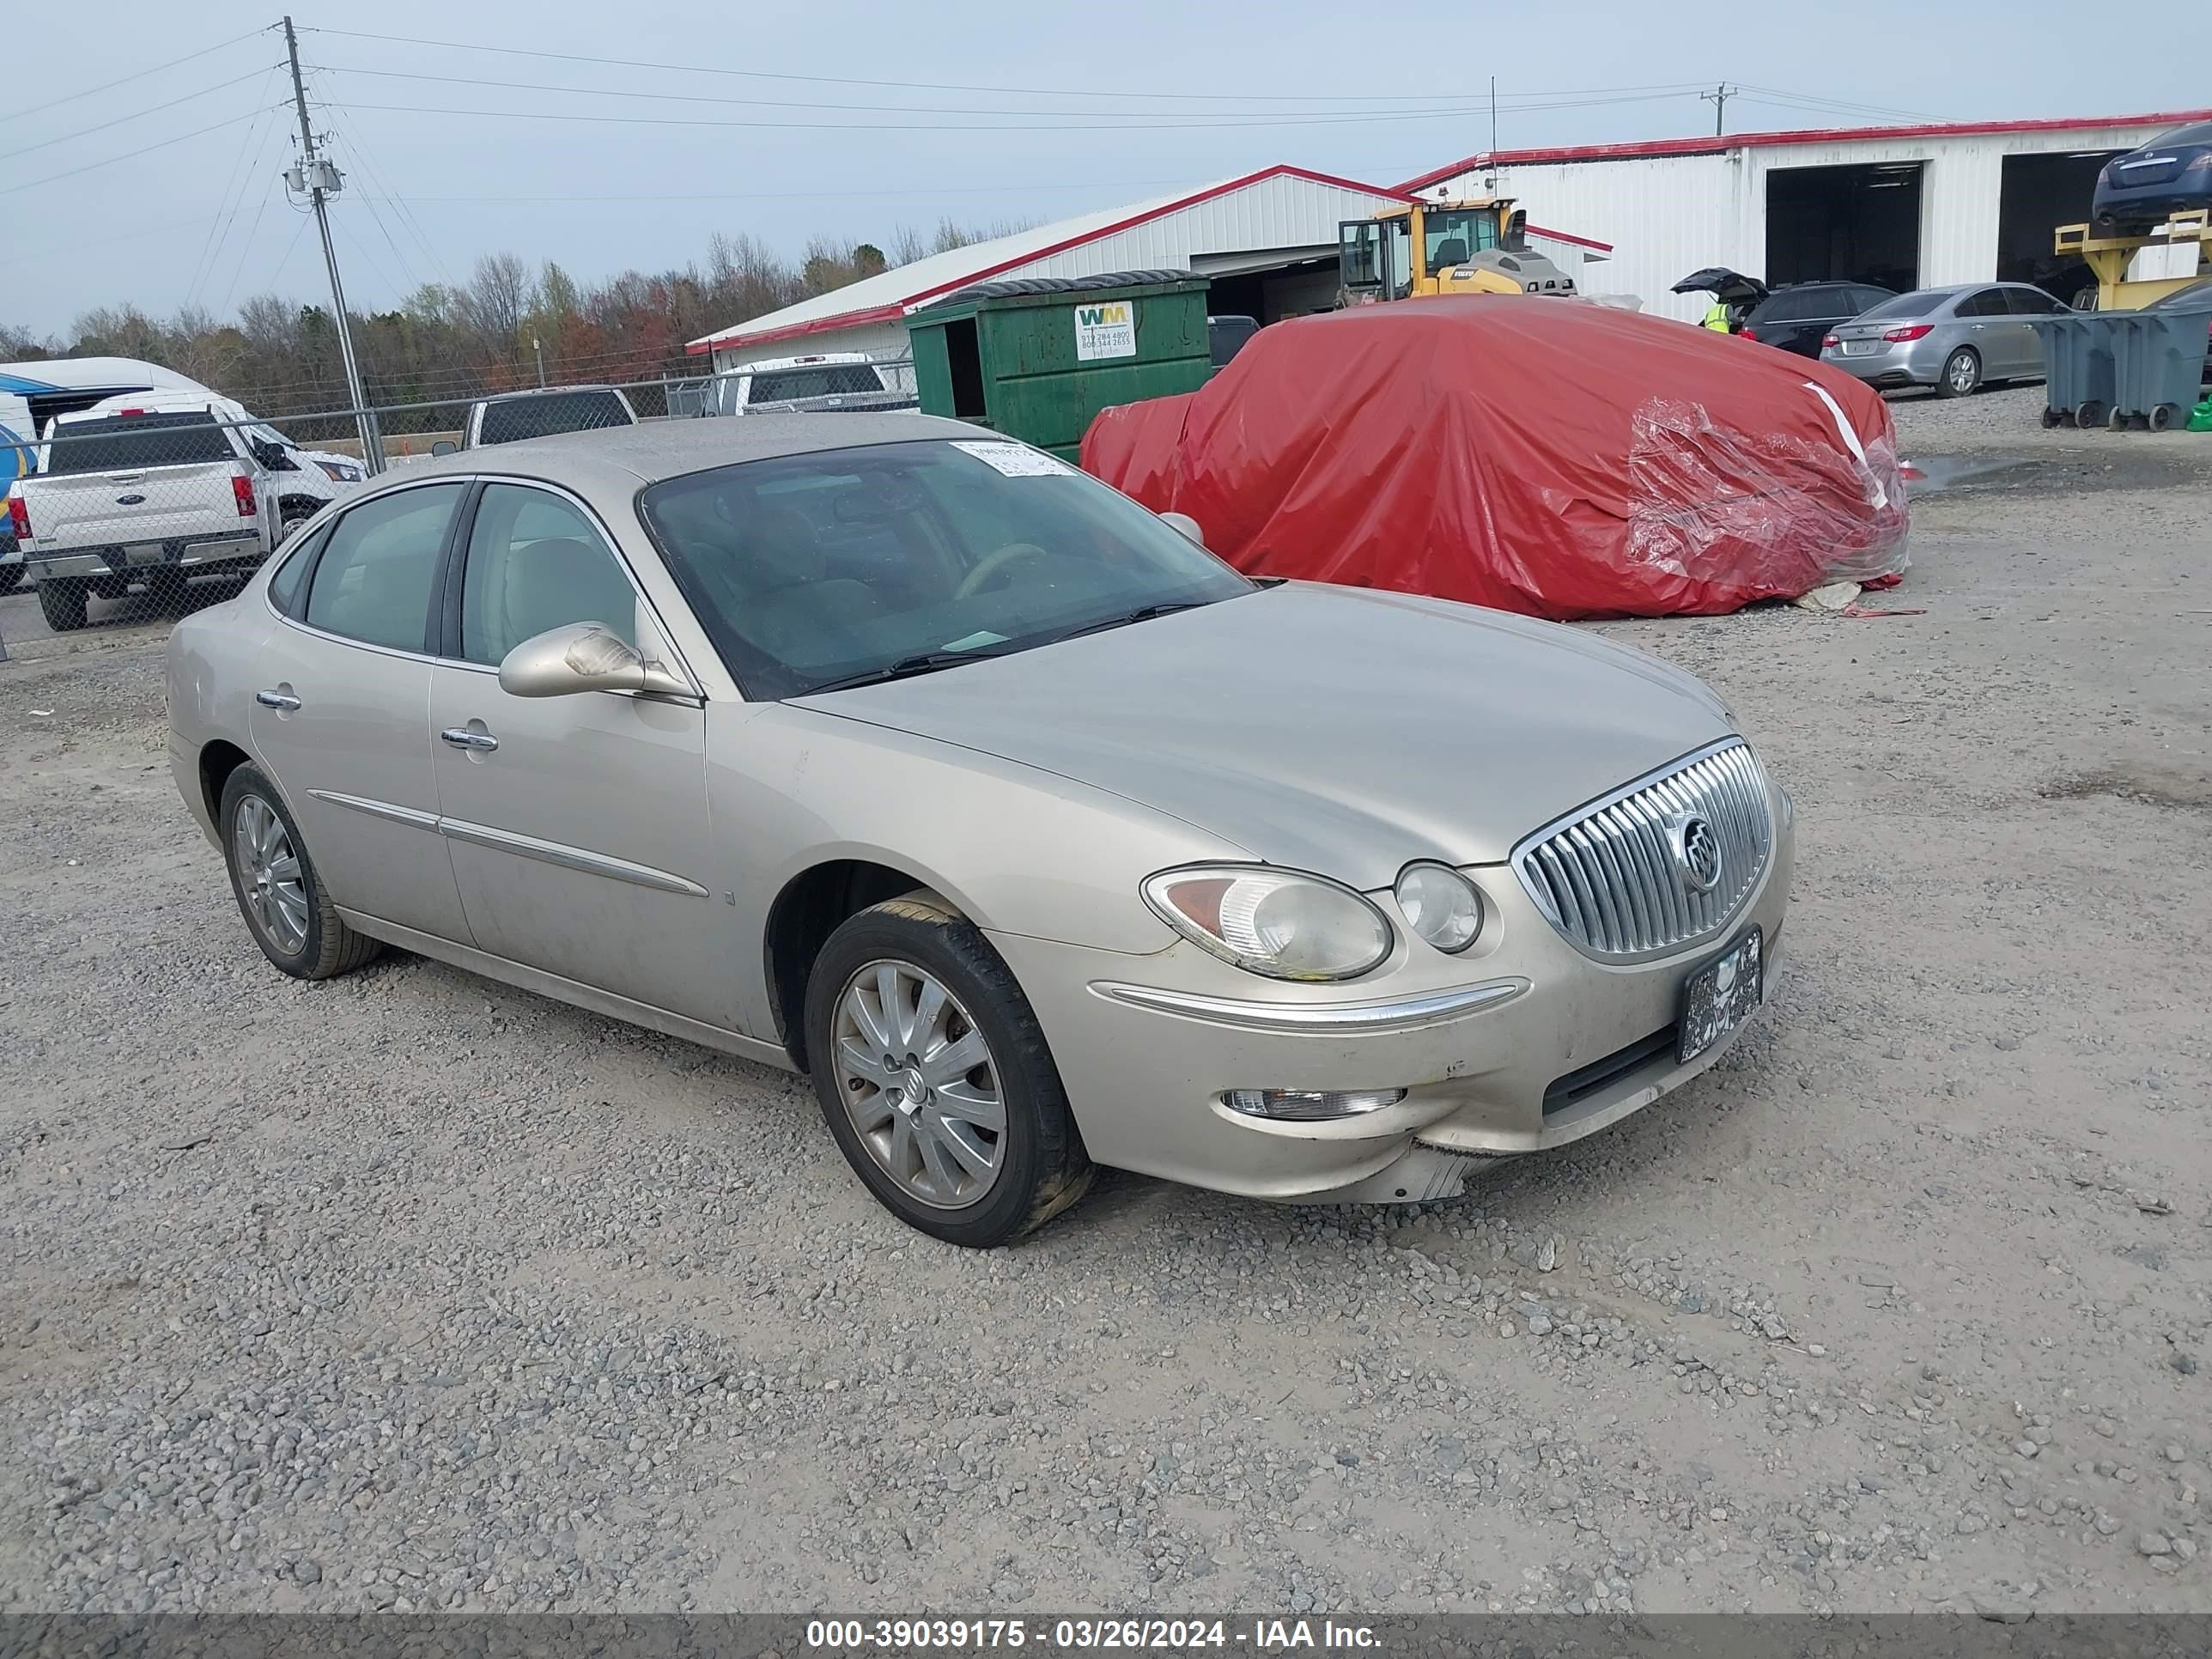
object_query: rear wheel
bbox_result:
[804,896,1092,1247]
[35,577,88,632]
[218,764,383,980]
[1936,348,1981,398]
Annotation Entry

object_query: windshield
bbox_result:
[1424,208,1500,273]
[46,411,233,474]
[1856,289,1949,321]
[749,365,884,402]
[477,392,630,445]
[639,438,1254,700]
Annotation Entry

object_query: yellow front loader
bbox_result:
[1337,198,1577,306]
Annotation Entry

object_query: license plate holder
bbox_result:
[1677,927,1762,1066]
[1842,339,1878,356]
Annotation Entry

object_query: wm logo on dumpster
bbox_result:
[1073,300,1138,362]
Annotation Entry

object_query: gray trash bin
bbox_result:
[2032,313,2119,428]
[2110,308,2212,431]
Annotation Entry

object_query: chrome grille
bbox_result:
[1512,741,1774,963]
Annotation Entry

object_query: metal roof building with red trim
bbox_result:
[1399,108,2212,324]
[685,164,1611,374]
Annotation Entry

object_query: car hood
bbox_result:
[790,583,1736,888]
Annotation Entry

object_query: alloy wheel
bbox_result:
[1947,352,1978,394]
[830,958,1006,1210]
[234,794,308,957]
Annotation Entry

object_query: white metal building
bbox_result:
[1401,107,2212,322]
[686,164,1610,374]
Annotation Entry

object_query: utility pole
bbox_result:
[283,16,382,473]
[1486,76,1498,196]
[1701,83,1735,137]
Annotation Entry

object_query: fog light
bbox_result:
[1222,1087,1407,1121]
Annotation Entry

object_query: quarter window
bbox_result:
[459,483,639,667]
[303,483,465,652]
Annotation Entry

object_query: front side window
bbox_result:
[1960,289,2010,318]
[640,439,1252,700]
[1422,209,1500,276]
[303,483,465,652]
[460,483,639,666]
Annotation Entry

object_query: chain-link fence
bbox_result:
[1,366,916,641]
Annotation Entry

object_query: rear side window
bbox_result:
[265,526,326,616]
[1755,289,1850,322]
[475,392,633,446]
[1959,289,2011,318]
[1851,287,1894,313]
[46,412,234,474]
[1858,289,1948,321]
[748,365,883,403]
[304,483,465,652]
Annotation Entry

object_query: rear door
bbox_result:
[248,481,471,939]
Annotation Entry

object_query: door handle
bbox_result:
[440,726,499,752]
[255,690,301,711]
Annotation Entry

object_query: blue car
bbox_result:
[2093,121,2212,234]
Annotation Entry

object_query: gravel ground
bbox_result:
[3,392,2209,1617]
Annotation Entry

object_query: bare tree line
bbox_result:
[0,217,1031,420]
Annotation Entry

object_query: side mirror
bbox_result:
[430,439,459,457]
[1159,511,1206,549]
[497,623,695,701]
[252,441,295,470]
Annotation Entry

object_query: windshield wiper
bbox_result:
[1052,599,1211,642]
[803,647,1018,696]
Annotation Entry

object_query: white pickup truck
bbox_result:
[712,353,918,416]
[8,394,363,632]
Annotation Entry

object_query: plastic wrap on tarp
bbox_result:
[1080,295,1910,621]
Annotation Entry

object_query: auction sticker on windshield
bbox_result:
[951,441,1076,477]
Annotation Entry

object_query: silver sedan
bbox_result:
[1820,281,2071,397]
[166,416,1794,1246]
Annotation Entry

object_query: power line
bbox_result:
[1732,84,1932,122]
[304,29,1711,108]
[218,167,286,314]
[307,61,1706,123]
[0,65,285,165]
[185,74,284,312]
[0,105,290,199]
[0,25,279,126]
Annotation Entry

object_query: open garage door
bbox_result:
[1997,150,2119,307]
[1765,161,1923,294]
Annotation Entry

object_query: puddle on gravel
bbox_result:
[1904,448,2206,496]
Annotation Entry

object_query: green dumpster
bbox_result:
[906,270,1212,461]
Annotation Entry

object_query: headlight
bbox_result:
[314,460,361,483]
[1394,862,1483,953]
[1142,865,1393,981]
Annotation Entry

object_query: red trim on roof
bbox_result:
[688,163,1419,355]
[1395,106,2212,192]
[1525,223,1612,252]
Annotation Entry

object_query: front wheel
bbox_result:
[36,577,88,632]
[218,765,383,980]
[1936,348,1981,398]
[804,897,1092,1247]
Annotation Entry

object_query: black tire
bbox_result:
[802,896,1092,1247]
[0,562,21,594]
[276,502,318,545]
[1936,348,1981,398]
[2075,399,2107,429]
[217,764,383,981]
[2040,406,2065,428]
[36,578,88,632]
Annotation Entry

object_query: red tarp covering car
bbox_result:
[1080,295,1910,620]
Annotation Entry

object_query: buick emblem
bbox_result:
[1670,814,1723,894]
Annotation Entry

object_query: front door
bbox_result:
[249,481,470,939]
[426,481,731,1027]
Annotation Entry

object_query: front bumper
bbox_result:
[27,532,262,584]
[989,816,1795,1206]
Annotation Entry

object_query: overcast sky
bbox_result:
[4,0,2209,339]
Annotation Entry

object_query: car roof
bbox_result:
[60,391,241,422]
[387,411,988,492]
[475,385,629,403]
